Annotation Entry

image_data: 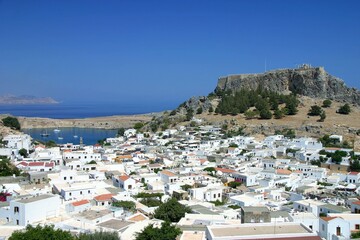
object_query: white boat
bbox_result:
[58,136,63,140]
[40,130,49,137]
[54,128,61,133]
[73,135,78,138]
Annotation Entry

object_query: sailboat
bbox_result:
[40,130,49,137]
[54,128,61,133]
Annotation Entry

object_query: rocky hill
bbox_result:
[216,65,360,105]
[142,66,360,146]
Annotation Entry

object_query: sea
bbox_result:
[0,102,176,145]
[22,127,118,146]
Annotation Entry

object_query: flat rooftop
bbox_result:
[16,194,55,204]
[191,205,219,215]
[242,206,269,213]
[208,223,311,238]
[180,231,206,240]
[97,219,133,231]
[77,209,112,220]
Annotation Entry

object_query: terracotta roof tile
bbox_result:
[276,169,292,175]
[321,216,338,222]
[71,199,90,206]
[160,170,176,177]
[215,168,236,173]
[29,162,44,167]
[45,162,54,167]
[119,175,130,181]
[94,193,114,201]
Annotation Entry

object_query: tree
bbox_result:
[153,198,192,222]
[9,225,73,240]
[76,231,119,240]
[229,143,238,148]
[135,221,182,240]
[0,157,21,177]
[350,159,360,172]
[181,184,192,191]
[140,198,162,207]
[338,103,351,114]
[274,109,284,119]
[134,122,144,130]
[88,160,97,164]
[169,110,177,116]
[117,128,125,136]
[208,106,214,113]
[203,167,216,173]
[322,99,332,108]
[196,107,203,114]
[244,110,259,119]
[308,105,322,116]
[259,108,272,119]
[228,181,242,188]
[284,96,298,115]
[186,108,194,121]
[2,116,20,130]
[18,148,28,158]
[319,111,326,122]
[112,201,136,212]
[45,140,57,147]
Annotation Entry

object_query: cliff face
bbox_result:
[216,67,360,105]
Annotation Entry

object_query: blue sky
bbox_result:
[0,0,359,109]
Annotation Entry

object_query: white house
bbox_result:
[113,175,136,191]
[293,199,326,217]
[63,151,101,164]
[233,172,258,187]
[3,134,32,151]
[159,170,178,184]
[9,194,61,226]
[319,216,350,240]
[229,193,264,207]
[65,199,91,213]
[328,213,360,235]
[189,187,222,202]
[347,172,360,184]
[56,183,96,201]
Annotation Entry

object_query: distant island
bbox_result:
[0,94,59,104]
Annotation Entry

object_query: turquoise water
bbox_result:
[23,127,118,145]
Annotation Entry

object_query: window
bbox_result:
[70,176,73,180]
[16,220,19,225]
[309,225,313,230]
[69,192,72,196]
[336,227,341,236]
[356,224,360,230]
[80,191,82,195]
[322,224,325,231]
[14,207,19,213]
[64,177,67,180]
[88,190,90,193]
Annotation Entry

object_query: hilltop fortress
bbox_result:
[216,65,360,105]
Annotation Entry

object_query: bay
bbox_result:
[23,127,118,145]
